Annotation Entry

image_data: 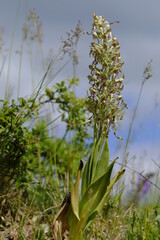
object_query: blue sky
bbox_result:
[0,0,160,178]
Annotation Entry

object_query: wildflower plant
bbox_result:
[87,13,127,139]
[53,14,126,239]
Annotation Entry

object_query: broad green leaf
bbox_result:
[86,169,125,228]
[67,207,80,239]
[79,158,117,223]
[67,206,84,240]
[71,160,83,220]
[85,169,125,229]
[67,162,84,238]
[86,210,98,225]
[81,138,98,197]
[93,138,109,182]
[91,134,106,183]
[81,135,105,197]
[69,219,83,240]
